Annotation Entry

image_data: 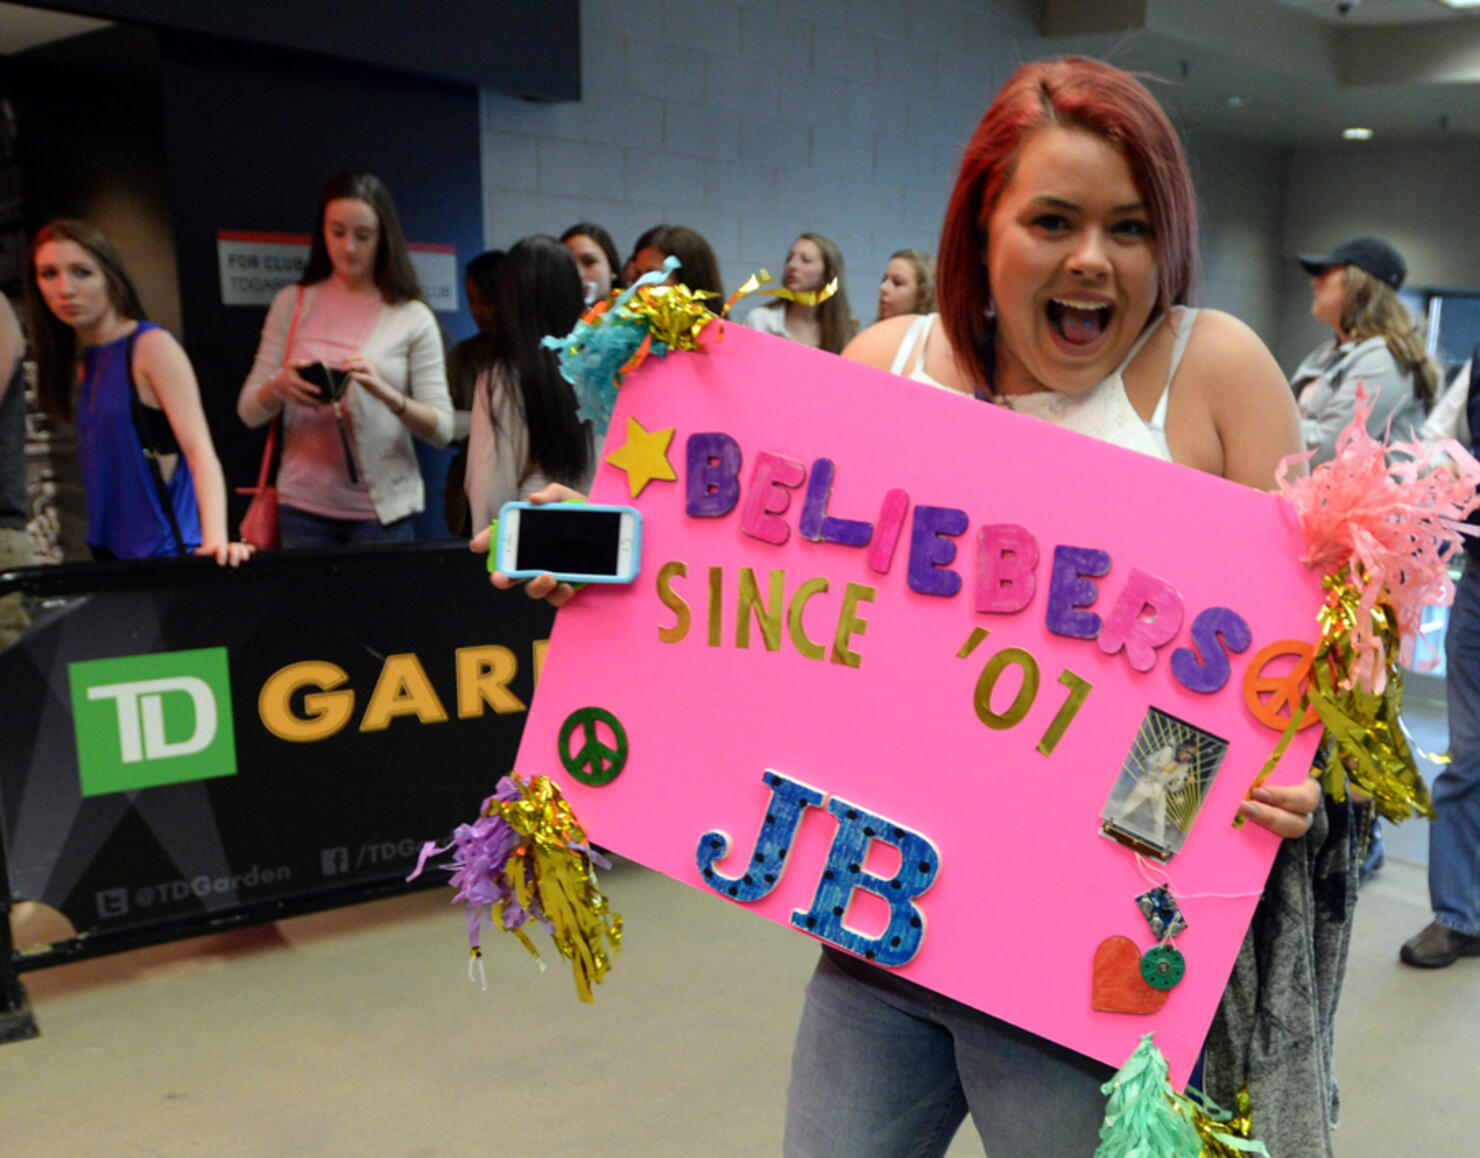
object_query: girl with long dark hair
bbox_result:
[237,170,453,547]
[464,235,592,530]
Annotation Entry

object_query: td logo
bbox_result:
[68,648,237,796]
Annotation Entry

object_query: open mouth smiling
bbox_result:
[1047,297,1113,347]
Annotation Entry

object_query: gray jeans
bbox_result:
[784,948,1112,1157]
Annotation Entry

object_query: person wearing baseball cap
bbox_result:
[1289,234,1438,469]
[1298,235,1408,291]
[1289,236,1441,885]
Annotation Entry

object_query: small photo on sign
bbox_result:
[1100,708,1229,861]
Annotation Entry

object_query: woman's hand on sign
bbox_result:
[1238,776,1322,839]
[472,483,588,608]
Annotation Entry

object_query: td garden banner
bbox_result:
[0,546,553,951]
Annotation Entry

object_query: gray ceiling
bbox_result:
[1043,0,1480,144]
[4,0,1480,145]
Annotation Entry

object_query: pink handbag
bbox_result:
[236,288,304,549]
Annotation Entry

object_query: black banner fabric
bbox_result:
[0,546,553,951]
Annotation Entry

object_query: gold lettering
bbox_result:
[973,647,1040,730]
[736,568,784,651]
[708,566,724,647]
[259,661,354,742]
[656,561,691,643]
[455,645,525,717]
[830,582,876,668]
[359,654,449,732]
[787,576,829,661]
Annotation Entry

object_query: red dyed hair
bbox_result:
[937,57,1199,396]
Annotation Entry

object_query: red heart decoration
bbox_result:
[1092,935,1169,1015]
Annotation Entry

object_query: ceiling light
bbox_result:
[1226,95,1251,108]
[1439,1,1480,10]
[1342,127,1374,140]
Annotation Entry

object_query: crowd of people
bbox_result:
[3,50,1479,1158]
[6,180,947,563]
[18,190,1458,574]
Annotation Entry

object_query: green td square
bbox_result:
[68,647,237,797]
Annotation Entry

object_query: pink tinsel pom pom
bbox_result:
[1277,387,1480,692]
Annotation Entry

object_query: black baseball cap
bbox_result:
[1299,236,1407,290]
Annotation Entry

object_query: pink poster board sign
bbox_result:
[515,324,1324,1082]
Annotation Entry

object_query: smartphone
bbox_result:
[298,361,349,402]
[495,502,642,584]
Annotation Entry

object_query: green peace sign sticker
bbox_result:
[558,706,630,787]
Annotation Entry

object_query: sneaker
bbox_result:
[1399,921,1480,968]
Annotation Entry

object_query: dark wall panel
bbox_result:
[22,0,580,99]
[11,26,182,332]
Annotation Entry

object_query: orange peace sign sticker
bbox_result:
[1243,640,1320,731]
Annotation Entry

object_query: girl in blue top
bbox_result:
[27,220,250,564]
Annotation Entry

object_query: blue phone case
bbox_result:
[493,501,643,584]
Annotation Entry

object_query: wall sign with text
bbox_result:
[216,230,459,311]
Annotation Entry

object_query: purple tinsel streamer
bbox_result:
[409,775,610,952]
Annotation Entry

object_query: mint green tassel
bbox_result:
[1094,1034,1202,1158]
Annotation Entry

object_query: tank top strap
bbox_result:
[1150,306,1199,428]
[889,313,935,376]
[1113,311,1167,377]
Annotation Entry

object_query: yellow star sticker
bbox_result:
[605,416,677,498]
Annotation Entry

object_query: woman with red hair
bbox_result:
[491,56,1348,1158]
[783,58,1345,1158]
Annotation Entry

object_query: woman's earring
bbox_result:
[985,299,997,321]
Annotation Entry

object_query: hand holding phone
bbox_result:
[494,501,642,584]
[297,361,350,403]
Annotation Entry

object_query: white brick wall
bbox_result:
[479,0,1042,325]
[476,0,1319,357]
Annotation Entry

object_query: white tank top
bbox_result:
[888,309,1199,463]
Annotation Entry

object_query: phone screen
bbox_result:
[513,507,627,576]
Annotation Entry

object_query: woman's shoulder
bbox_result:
[130,321,183,361]
[388,294,435,316]
[385,296,438,330]
[129,322,196,390]
[1174,308,1279,377]
[263,282,310,324]
[474,361,518,399]
[1341,335,1400,370]
[841,314,924,370]
[270,282,308,308]
[1170,307,1289,403]
[1173,306,1256,353]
